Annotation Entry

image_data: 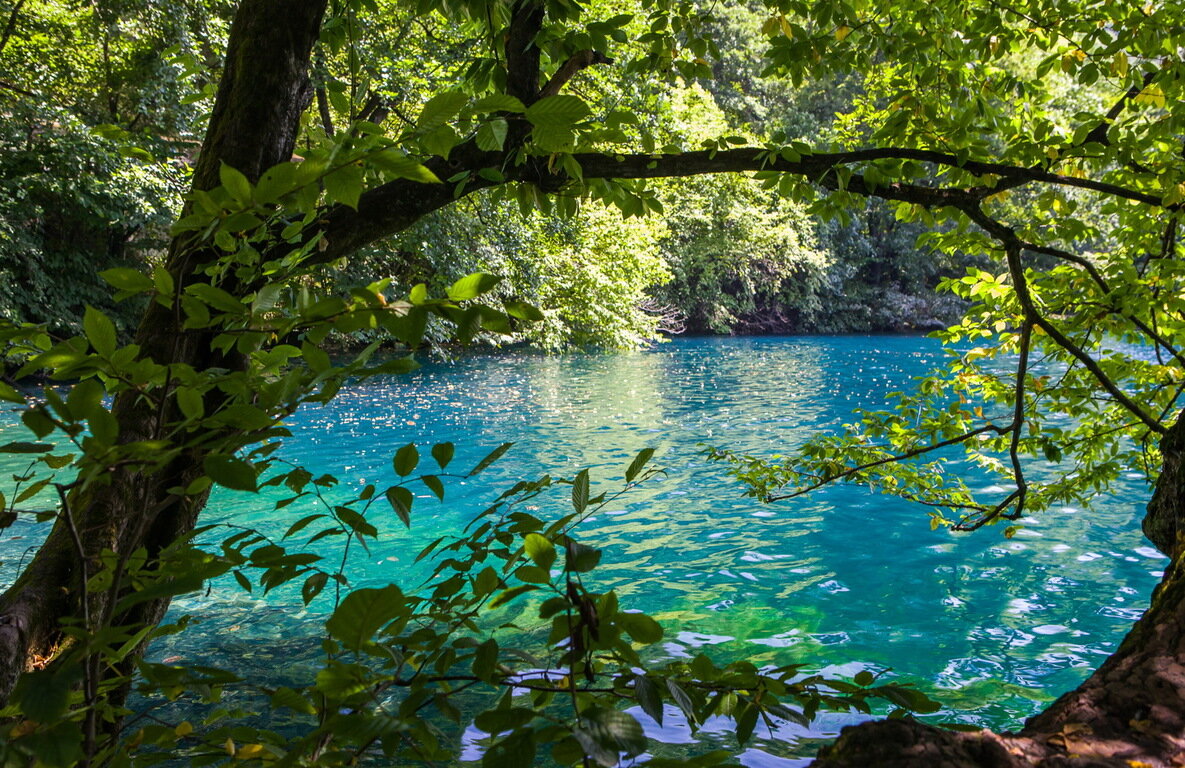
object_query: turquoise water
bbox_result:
[0,336,1165,764]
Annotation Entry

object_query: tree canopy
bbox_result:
[0,0,1184,765]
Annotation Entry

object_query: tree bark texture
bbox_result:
[811,413,1185,768]
[0,0,328,702]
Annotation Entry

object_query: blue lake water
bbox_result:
[0,335,1165,765]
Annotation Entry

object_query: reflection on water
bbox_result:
[0,336,1164,761]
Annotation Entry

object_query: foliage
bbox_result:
[0,106,184,335]
[655,173,829,334]
[328,195,671,351]
[2,0,1185,764]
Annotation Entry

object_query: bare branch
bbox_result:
[764,423,1014,503]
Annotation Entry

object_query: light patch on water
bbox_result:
[1050,544,1071,553]
[1006,598,1042,614]
[750,630,802,648]
[675,631,735,647]
[1031,624,1069,635]
[751,510,777,518]
[739,551,794,562]
[1076,552,1102,562]
[818,580,849,594]
[1097,606,1145,621]
[738,749,812,768]
[1134,546,1164,559]
[943,596,965,607]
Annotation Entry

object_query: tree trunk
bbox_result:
[811,413,1185,768]
[0,0,327,702]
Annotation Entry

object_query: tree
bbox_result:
[0,0,1183,765]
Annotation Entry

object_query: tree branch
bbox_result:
[538,50,614,98]
[0,0,25,55]
[974,212,1168,435]
[764,423,1014,503]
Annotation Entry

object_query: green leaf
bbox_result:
[315,662,371,698]
[619,612,663,644]
[525,94,591,126]
[503,300,544,322]
[99,267,154,293]
[523,533,555,570]
[574,708,647,766]
[371,150,441,183]
[472,638,498,682]
[83,305,117,357]
[571,468,590,512]
[431,442,454,469]
[489,583,536,608]
[0,382,23,404]
[474,566,499,597]
[635,674,663,725]
[203,454,257,492]
[324,163,364,209]
[270,686,316,715]
[476,119,509,151]
[471,94,525,113]
[0,442,54,453]
[421,474,445,500]
[302,572,329,604]
[448,272,502,301]
[186,284,246,314]
[325,585,405,652]
[474,707,535,734]
[666,680,696,725]
[417,91,468,131]
[12,668,77,723]
[219,162,253,204]
[469,442,513,476]
[219,161,253,203]
[565,539,602,573]
[420,125,460,158]
[736,702,759,745]
[386,485,413,527]
[876,684,942,714]
[176,388,205,421]
[393,443,419,476]
[515,564,551,584]
[482,731,535,768]
[625,448,656,482]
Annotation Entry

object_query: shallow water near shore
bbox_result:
[0,335,1164,764]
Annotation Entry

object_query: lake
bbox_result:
[0,335,1164,765]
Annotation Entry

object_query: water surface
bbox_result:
[0,336,1163,764]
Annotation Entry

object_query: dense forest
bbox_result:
[0,0,970,349]
[0,0,1184,765]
